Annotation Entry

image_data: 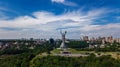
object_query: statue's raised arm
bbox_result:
[60,30,62,34]
[60,30,67,35]
[65,31,67,35]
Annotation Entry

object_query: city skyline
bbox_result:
[0,0,120,39]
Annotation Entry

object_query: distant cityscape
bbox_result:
[81,36,120,43]
[0,35,120,50]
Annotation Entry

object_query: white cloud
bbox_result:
[0,8,105,30]
[51,0,65,3]
[0,7,9,19]
[51,0,78,6]
[80,23,120,31]
[0,8,120,39]
[0,7,20,20]
[116,16,120,20]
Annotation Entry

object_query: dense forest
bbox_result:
[30,55,120,67]
[0,41,53,67]
[1,53,120,67]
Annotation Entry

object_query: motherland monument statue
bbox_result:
[60,30,67,50]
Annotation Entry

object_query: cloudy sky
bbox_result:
[0,0,120,39]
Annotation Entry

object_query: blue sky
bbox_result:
[0,0,120,39]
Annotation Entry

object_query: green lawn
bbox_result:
[51,48,94,54]
[51,48,120,59]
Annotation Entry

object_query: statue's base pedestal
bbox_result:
[61,48,71,54]
[56,48,71,54]
[61,51,71,54]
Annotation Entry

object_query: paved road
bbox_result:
[53,54,88,57]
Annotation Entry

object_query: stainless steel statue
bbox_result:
[60,31,67,50]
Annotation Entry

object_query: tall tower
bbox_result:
[60,31,67,50]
